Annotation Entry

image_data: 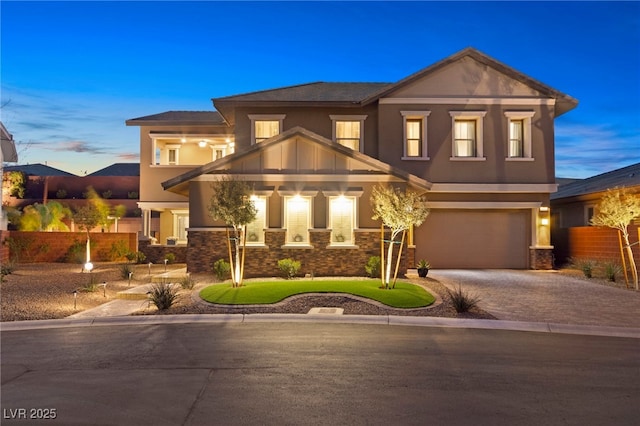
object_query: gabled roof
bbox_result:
[87,163,140,177]
[360,47,578,116]
[3,163,76,177]
[552,162,640,200]
[126,111,226,126]
[162,126,431,194]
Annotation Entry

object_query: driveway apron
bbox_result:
[431,270,640,328]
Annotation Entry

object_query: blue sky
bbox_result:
[1,1,638,178]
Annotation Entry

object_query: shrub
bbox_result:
[126,251,146,264]
[65,240,85,264]
[572,258,595,278]
[102,190,112,199]
[365,256,381,278]
[148,282,180,310]
[165,253,176,264]
[128,191,139,199]
[213,259,231,281]
[603,261,622,282]
[446,285,481,313]
[1,262,15,282]
[179,275,196,290]
[120,263,134,280]
[56,189,67,199]
[278,258,301,279]
[109,240,130,261]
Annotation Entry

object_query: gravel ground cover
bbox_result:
[1,263,495,321]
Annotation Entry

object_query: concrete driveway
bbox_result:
[430,270,640,328]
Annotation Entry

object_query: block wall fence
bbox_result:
[553,225,640,266]
[1,231,137,263]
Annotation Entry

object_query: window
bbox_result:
[401,111,431,160]
[285,196,311,245]
[329,196,355,245]
[164,144,181,165]
[330,115,367,152]
[172,211,189,243]
[585,205,595,226]
[449,111,486,160]
[249,114,285,144]
[504,111,535,160]
[245,196,267,244]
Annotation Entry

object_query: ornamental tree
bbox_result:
[207,177,257,287]
[370,185,430,288]
[591,187,640,290]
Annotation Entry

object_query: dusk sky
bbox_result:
[1,1,638,178]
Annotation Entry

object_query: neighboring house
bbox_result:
[2,163,141,233]
[127,47,577,275]
[552,162,640,227]
[551,162,640,265]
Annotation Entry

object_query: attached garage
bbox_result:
[414,209,531,269]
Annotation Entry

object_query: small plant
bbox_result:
[213,259,231,281]
[148,282,180,310]
[446,285,481,313]
[1,262,15,282]
[65,239,85,264]
[120,263,134,279]
[603,261,622,282]
[572,258,595,278]
[416,259,431,278]
[179,274,196,290]
[127,191,139,199]
[125,251,147,264]
[165,253,176,264]
[56,189,68,199]
[278,258,301,279]
[365,256,381,278]
[109,240,130,261]
[101,190,112,199]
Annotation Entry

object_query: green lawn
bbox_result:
[199,279,435,309]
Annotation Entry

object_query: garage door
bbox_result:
[414,209,530,269]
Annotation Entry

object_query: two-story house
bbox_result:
[126,48,577,275]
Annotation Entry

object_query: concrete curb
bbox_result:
[2,314,639,339]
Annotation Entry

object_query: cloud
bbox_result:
[49,140,106,154]
[117,152,140,161]
[555,122,640,178]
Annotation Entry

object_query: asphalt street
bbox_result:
[2,322,639,425]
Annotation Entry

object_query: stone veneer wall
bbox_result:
[138,239,188,264]
[186,228,407,277]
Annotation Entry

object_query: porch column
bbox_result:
[142,209,152,238]
[530,206,554,269]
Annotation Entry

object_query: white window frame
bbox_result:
[328,196,356,246]
[171,210,189,243]
[449,111,487,161]
[249,114,285,145]
[401,111,431,160]
[504,111,535,161]
[330,115,367,153]
[245,195,267,245]
[166,144,181,165]
[284,195,312,246]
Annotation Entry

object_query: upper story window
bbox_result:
[245,195,267,245]
[330,115,367,152]
[449,111,487,161]
[167,147,179,165]
[504,111,535,161]
[249,114,285,144]
[401,111,431,160]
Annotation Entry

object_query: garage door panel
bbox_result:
[415,209,529,269]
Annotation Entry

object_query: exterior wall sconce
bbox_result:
[541,218,549,226]
[198,140,208,148]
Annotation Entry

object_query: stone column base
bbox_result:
[530,247,554,270]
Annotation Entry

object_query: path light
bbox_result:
[164,258,168,272]
[148,262,152,276]
[128,272,133,287]
[72,290,78,310]
[98,282,107,298]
